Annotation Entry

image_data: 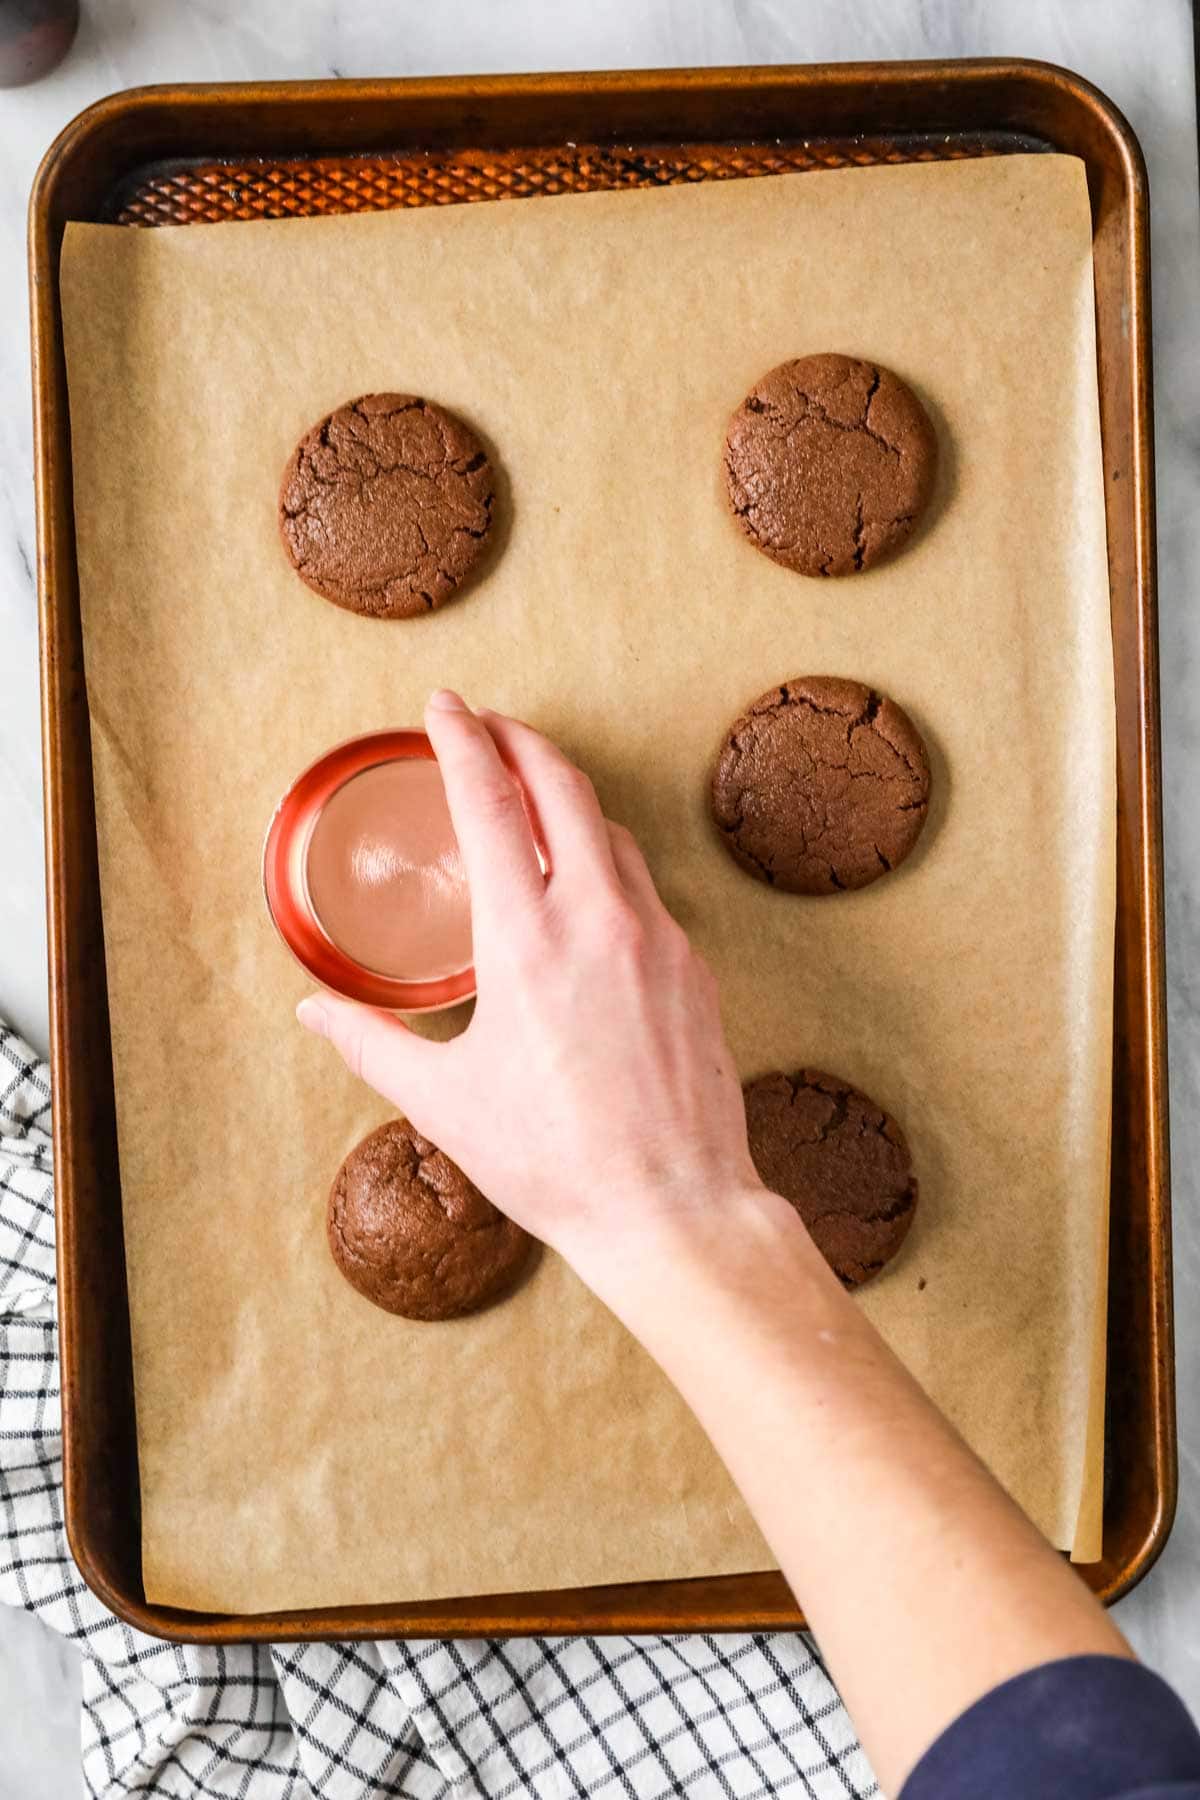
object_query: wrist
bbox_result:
[558,1178,843,1357]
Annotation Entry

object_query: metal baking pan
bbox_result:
[29,60,1172,1642]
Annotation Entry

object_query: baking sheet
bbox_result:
[59,151,1115,1612]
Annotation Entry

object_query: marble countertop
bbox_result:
[1,1,1197,1792]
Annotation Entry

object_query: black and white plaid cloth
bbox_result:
[0,1017,877,1798]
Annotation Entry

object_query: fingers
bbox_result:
[297,993,445,1117]
[424,692,546,914]
[478,709,619,895]
[606,820,670,924]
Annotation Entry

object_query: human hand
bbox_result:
[296,690,765,1268]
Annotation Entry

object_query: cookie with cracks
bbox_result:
[328,1118,535,1320]
[744,1068,918,1288]
[711,675,931,895]
[724,354,937,577]
[279,392,496,619]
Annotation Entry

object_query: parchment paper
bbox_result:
[60,151,1115,1612]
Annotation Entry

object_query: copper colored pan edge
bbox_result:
[29,59,1172,1643]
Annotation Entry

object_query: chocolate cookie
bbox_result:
[724,354,937,577]
[327,1119,533,1320]
[711,676,930,895]
[279,393,495,618]
[744,1069,918,1287]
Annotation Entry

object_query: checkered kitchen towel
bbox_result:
[0,1019,878,1798]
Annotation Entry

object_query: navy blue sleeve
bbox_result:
[899,1655,1200,1800]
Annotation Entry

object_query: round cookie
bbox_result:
[724,354,937,577]
[711,675,930,895]
[279,393,495,619]
[744,1069,918,1287]
[327,1119,533,1320]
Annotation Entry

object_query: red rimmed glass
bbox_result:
[263,729,476,1012]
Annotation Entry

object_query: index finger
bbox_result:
[424,690,546,916]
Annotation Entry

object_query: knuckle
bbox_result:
[475,775,521,825]
[479,894,544,957]
[594,900,646,957]
[554,764,597,809]
[506,916,549,972]
[661,921,695,965]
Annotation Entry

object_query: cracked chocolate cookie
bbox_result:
[327,1118,534,1320]
[279,393,496,619]
[744,1068,918,1287]
[724,354,937,577]
[711,676,930,895]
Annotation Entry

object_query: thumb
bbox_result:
[296,993,447,1120]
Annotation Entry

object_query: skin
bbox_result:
[298,689,1131,1798]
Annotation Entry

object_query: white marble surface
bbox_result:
[1,1,1198,1790]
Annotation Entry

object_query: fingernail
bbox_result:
[296,996,328,1037]
[428,689,468,713]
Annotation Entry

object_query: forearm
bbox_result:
[306,698,1133,1796]
[576,1184,1129,1797]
